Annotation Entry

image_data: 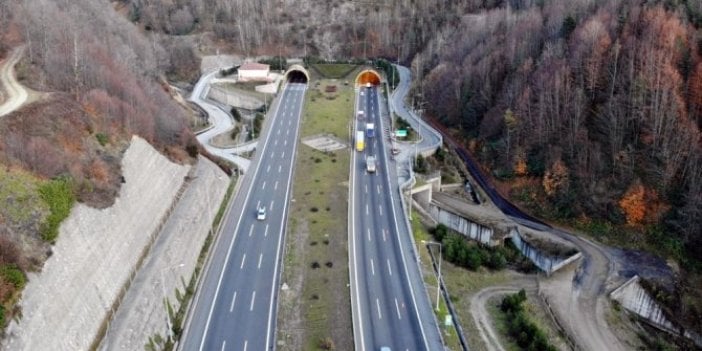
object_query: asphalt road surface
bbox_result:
[349,85,441,351]
[190,70,252,171]
[180,80,307,351]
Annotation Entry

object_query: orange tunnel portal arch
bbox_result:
[355,69,382,87]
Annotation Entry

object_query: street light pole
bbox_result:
[423,241,442,311]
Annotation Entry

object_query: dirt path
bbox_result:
[471,279,538,351]
[0,46,28,117]
[541,228,629,351]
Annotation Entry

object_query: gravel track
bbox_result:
[0,46,28,117]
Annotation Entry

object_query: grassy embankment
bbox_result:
[410,206,567,350]
[311,64,358,79]
[277,68,358,350]
[409,216,463,350]
[0,168,75,328]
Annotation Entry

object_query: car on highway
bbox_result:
[256,205,266,220]
[366,155,377,173]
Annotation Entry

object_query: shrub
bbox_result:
[230,108,242,122]
[95,133,109,146]
[432,224,448,242]
[39,176,76,242]
[185,142,199,158]
[319,337,335,350]
[500,290,557,351]
[0,264,26,290]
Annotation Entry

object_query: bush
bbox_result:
[414,154,428,173]
[252,113,264,139]
[258,56,287,71]
[319,337,335,350]
[230,108,242,122]
[185,142,199,158]
[95,133,109,146]
[487,252,507,270]
[500,290,557,351]
[431,224,448,242]
[230,126,241,140]
[0,264,26,290]
[39,176,76,242]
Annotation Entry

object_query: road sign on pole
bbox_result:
[395,129,407,137]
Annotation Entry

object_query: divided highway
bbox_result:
[180,80,307,351]
[349,84,442,350]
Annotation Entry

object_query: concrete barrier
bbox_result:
[610,275,702,347]
[429,205,495,246]
[510,228,581,275]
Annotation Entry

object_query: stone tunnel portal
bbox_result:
[284,64,310,84]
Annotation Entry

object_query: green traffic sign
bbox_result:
[395,129,407,137]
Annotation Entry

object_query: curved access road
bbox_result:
[189,70,252,171]
[389,65,442,159]
[0,46,28,117]
[393,65,623,351]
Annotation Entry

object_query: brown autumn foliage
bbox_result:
[619,182,646,226]
[542,158,569,198]
[0,0,201,309]
[418,2,702,259]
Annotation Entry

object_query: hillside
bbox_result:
[120,0,702,339]
[0,0,199,330]
[0,0,701,345]
[415,0,702,337]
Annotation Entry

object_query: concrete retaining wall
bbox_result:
[610,276,676,331]
[3,136,190,351]
[510,228,581,275]
[207,85,263,110]
[99,156,229,350]
[429,205,494,246]
[610,275,702,347]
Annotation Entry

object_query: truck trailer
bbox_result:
[355,131,365,152]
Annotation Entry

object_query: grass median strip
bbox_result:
[277,77,354,350]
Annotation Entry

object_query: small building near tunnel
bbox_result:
[238,62,271,82]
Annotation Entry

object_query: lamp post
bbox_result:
[423,240,442,311]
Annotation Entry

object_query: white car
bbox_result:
[256,206,266,220]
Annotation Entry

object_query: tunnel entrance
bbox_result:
[355,69,382,87]
[284,64,310,84]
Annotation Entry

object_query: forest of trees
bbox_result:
[1,0,198,206]
[416,0,702,261]
[1,0,701,339]
[0,0,199,324]
[414,0,702,333]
